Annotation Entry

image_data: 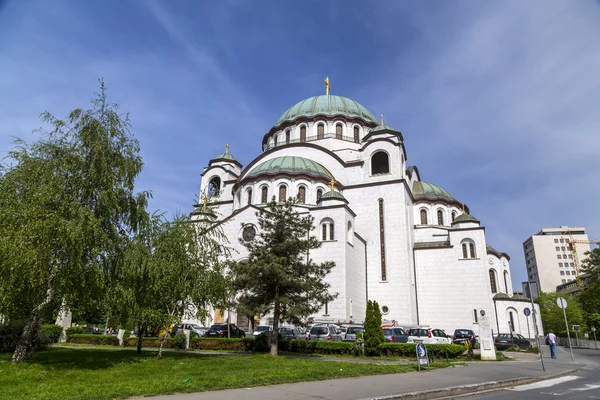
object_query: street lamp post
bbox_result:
[527,280,545,372]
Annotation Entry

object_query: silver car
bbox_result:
[307,325,342,341]
[343,325,364,342]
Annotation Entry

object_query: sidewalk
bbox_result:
[143,346,589,400]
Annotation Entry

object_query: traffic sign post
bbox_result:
[524,307,531,340]
[573,325,580,347]
[527,281,545,372]
[557,297,574,361]
[416,343,430,371]
[592,327,597,349]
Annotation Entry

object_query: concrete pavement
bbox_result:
[142,346,596,400]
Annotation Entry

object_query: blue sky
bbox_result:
[1,0,599,288]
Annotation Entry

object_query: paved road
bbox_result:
[463,348,600,399]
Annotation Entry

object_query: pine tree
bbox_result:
[363,300,384,356]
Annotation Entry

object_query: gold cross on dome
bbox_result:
[324,77,330,95]
[462,203,466,215]
[329,178,335,192]
[380,114,384,125]
[225,144,229,154]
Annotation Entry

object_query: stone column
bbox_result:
[479,310,497,361]
[117,329,125,346]
[55,303,72,343]
[184,329,190,350]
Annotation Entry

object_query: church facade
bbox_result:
[192,88,542,338]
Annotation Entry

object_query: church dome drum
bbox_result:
[275,95,378,127]
[246,156,333,181]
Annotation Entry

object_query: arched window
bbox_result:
[300,126,306,142]
[317,123,325,139]
[297,186,306,203]
[461,239,476,259]
[462,243,468,259]
[317,188,323,202]
[322,224,327,241]
[320,219,334,241]
[261,186,268,203]
[451,211,457,222]
[329,222,334,240]
[208,177,221,197]
[503,271,510,293]
[273,135,278,147]
[246,188,252,206]
[354,126,360,143]
[285,130,290,144]
[489,269,498,293]
[278,185,287,202]
[437,209,444,226]
[347,221,353,243]
[420,209,428,225]
[371,151,389,175]
[336,124,343,139]
[470,243,476,258]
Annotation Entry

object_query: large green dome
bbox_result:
[246,156,333,180]
[412,181,456,202]
[275,95,378,126]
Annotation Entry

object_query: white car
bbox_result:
[252,325,273,337]
[407,327,452,344]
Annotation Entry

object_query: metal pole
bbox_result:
[528,281,545,372]
[562,306,574,361]
[594,330,597,349]
[575,331,579,347]
[526,315,531,340]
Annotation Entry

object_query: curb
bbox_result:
[363,369,578,400]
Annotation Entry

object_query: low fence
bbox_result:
[557,336,599,349]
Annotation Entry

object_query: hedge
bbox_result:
[191,338,254,351]
[123,337,176,348]
[378,343,465,358]
[65,327,84,340]
[42,324,63,343]
[67,334,119,346]
[279,340,355,355]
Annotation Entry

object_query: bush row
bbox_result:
[378,343,466,358]
[0,321,51,353]
[123,337,177,348]
[191,338,255,351]
[279,340,355,354]
[42,324,63,343]
[67,334,119,346]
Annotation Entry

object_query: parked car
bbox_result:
[452,329,478,347]
[171,323,207,337]
[343,325,364,342]
[307,325,343,341]
[407,327,451,344]
[278,327,302,340]
[494,333,531,350]
[205,323,246,338]
[383,327,409,343]
[252,325,273,338]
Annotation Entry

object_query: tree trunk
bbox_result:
[156,327,169,360]
[270,302,280,356]
[104,314,110,335]
[136,323,144,354]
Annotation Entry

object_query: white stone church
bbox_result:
[191,86,542,338]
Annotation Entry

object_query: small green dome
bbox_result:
[275,95,378,126]
[512,294,528,301]
[212,153,239,162]
[412,181,456,202]
[247,156,333,180]
[452,213,479,224]
[370,124,397,133]
[318,191,346,202]
[493,293,511,300]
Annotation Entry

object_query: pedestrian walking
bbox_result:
[546,330,557,359]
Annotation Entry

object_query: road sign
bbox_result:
[524,307,531,317]
[573,325,580,332]
[415,343,429,371]
[592,327,597,332]
[557,297,568,309]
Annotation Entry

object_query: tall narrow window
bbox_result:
[420,209,428,225]
[317,188,323,202]
[473,309,478,323]
[354,126,360,143]
[489,269,497,293]
[462,243,468,259]
[379,199,387,281]
[300,126,306,142]
[509,312,515,332]
[324,301,328,315]
[246,189,252,206]
[273,135,278,147]
[285,130,290,144]
[469,243,476,258]
[371,151,389,174]
[452,211,457,222]
[437,210,444,226]
[329,223,334,240]
[278,185,286,202]
[208,177,221,197]
[261,186,268,203]
[336,124,343,139]
[504,271,509,293]
[317,123,324,139]
[322,224,327,241]
[297,186,306,203]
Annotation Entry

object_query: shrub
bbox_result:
[65,327,84,340]
[353,332,365,356]
[43,324,63,343]
[0,320,50,353]
[253,333,269,352]
[123,337,176,348]
[496,351,505,361]
[378,343,465,359]
[173,333,187,349]
[67,334,119,346]
[191,338,254,352]
[279,340,354,355]
[364,300,385,356]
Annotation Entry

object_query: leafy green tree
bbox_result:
[0,81,144,363]
[230,198,336,356]
[363,300,384,356]
[536,291,586,336]
[579,248,600,322]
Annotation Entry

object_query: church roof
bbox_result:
[275,95,378,126]
[370,124,398,133]
[452,213,480,224]
[493,293,511,300]
[212,153,239,162]
[318,190,347,203]
[486,244,510,260]
[412,181,456,202]
[246,156,333,180]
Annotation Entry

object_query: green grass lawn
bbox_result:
[0,347,452,400]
